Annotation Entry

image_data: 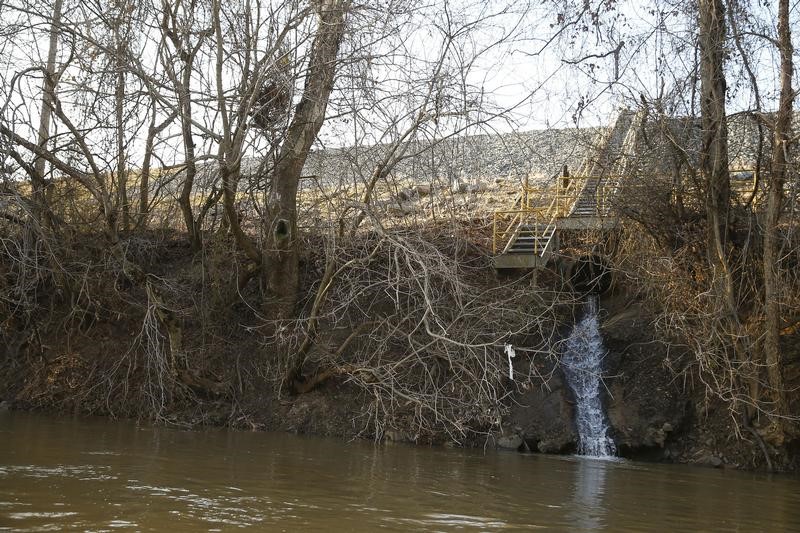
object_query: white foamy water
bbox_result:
[562,296,616,457]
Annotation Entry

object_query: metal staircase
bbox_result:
[493,110,643,269]
[505,223,556,255]
[570,179,602,217]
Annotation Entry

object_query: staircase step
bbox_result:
[507,249,547,254]
[510,242,547,249]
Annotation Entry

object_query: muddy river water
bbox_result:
[1,411,799,531]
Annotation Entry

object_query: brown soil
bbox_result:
[1,226,798,472]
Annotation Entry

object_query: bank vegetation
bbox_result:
[1,0,798,469]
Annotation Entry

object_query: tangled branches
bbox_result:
[270,226,569,443]
[0,192,64,363]
[613,216,800,442]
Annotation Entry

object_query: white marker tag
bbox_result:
[505,344,516,381]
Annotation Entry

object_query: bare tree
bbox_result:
[763,0,794,424]
[32,0,63,227]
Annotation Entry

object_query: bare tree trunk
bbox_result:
[139,99,157,228]
[177,91,201,249]
[115,16,129,233]
[160,1,206,250]
[699,0,731,267]
[175,51,201,249]
[138,101,176,230]
[763,0,793,419]
[136,13,178,230]
[263,0,349,318]
[33,0,63,224]
[699,0,756,418]
[699,0,738,327]
[212,0,261,265]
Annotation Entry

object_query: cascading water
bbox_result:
[562,296,616,457]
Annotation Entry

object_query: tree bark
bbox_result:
[698,0,731,267]
[177,87,201,249]
[139,99,157,228]
[698,0,755,418]
[138,102,177,230]
[162,1,207,250]
[114,5,130,233]
[32,0,63,226]
[263,0,350,318]
[763,0,793,418]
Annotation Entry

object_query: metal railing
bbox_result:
[492,176,625,254]
[552,175,621,218]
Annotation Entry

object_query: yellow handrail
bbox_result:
[492,174,627,255]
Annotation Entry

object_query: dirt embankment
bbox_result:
[599,291,800,471]
[0,228,556,443]
[1,231,798,472]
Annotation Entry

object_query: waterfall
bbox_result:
[562,296,616,457]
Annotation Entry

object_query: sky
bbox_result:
[1,0,798,168]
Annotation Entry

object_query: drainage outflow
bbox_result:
[562,296,616,458]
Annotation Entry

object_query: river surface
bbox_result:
[1,412,799,532]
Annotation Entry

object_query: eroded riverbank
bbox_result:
[2,231,798,473]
